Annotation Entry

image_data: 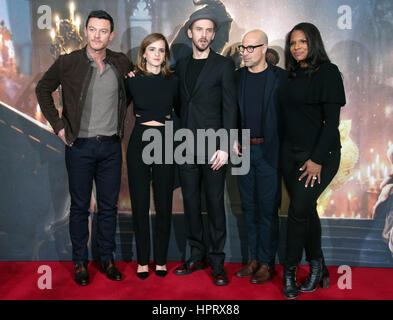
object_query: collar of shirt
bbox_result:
[86,50,106,69]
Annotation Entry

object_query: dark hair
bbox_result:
[285,22,330,78]
[85,10,114,33]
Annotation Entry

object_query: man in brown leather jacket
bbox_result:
[36,10,132,286]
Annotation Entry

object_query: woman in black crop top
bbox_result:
[279,23,346,299]
[125,33,178,279]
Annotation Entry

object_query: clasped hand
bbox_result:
[299,159,322,188]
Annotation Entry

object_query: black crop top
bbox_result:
[278,63,346,165]
[125,72,179,123]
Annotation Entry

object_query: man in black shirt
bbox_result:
[173,8,237,286]
[234,30,287,285]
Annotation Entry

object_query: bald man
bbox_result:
[234,30,287,284]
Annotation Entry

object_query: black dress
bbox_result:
[278,63,346,266]
[125,72,178,266]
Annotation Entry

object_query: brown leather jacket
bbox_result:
[36,46,132,144]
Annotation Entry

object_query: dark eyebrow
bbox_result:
[88,26,109,32]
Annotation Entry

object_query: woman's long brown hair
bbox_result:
[135,33,173,77]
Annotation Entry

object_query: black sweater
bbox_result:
[279,63,346,164]
[125,72,179,123]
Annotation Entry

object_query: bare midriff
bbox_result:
[135,114,171,126]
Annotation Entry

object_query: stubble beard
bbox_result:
[192,38,211,53]
[88,39,108,53]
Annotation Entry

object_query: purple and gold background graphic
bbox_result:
[0,0,392,266]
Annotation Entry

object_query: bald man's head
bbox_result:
[243,29,268,46]
[241,29,268,71]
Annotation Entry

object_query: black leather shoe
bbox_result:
[212,269,229,286]
[283,265,299,299]
[74,263,89,286]
[100,259,122,281]
[173,260,208,275]
[299,259,329,292]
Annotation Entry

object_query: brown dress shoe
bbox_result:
[235,260,260,278]
[250,265,275,284]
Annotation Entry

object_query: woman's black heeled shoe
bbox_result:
[321,258,330,289]
[137,271,149,280]
[155,270,168,277]
[283,266,299,299]
[137,264,149,279]
[299,259,329,292]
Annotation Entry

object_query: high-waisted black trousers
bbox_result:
[281,145,340,267]
[127,123,174,266]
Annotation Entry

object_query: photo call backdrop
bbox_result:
[0,0,392,268]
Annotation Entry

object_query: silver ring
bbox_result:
[312,176,317,180]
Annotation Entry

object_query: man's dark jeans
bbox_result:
[237,143,280,266]
[65,137,122,264]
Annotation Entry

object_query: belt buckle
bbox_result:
[96,135,103,142]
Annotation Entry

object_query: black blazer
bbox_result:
[175,50,237,153]
[235,64,287,169]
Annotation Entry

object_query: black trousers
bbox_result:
[127,124,174,266]
[179,162,227,273]
[281,145,340,267]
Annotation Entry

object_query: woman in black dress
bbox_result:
[279,23,346,299]
[126,33,178,279]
